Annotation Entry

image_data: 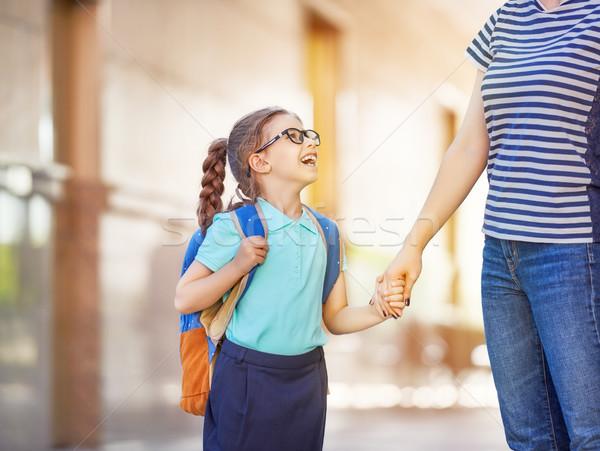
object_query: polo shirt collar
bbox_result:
[257,197,318,234]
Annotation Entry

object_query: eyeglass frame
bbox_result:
[246,128,321,177]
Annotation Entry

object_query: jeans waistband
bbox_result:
[220,338,324,369]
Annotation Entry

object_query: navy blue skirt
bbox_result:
[203,339,328,451]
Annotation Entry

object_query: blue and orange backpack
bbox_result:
[178,202,342,415]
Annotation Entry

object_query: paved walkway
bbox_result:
[92,406,507,451]
[325,407,506,451]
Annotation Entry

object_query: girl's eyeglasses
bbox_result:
[247,128,321,176]
[255,128,321,154]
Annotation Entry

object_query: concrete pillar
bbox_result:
[51,0,105,447]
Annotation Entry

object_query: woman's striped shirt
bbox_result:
[466,0,600,243]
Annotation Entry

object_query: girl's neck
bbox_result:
[260,186,304,220]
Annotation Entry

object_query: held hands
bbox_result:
[231,236,269,276]
[377,244,423,318]
[371,274,405,320]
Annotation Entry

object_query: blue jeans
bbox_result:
[481,237,600,450]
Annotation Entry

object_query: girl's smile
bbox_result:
[300,150,318,168]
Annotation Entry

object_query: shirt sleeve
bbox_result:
[341,242,348,272]
[195,212,241,272]
[465,7,501,72]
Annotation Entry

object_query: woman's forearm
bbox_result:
[406,70,489,252]
[380,70,489,316]
[407,140,488,252]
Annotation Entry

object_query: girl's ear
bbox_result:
[248,153,271,174]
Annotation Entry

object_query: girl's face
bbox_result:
[259,114,319,187]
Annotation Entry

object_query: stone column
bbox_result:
[51,0,106,447]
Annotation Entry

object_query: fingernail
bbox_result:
[405,298,410,307]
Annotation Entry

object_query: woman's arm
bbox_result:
[322,273,404,334]
[174,236,269,315]
[380,70,490,317]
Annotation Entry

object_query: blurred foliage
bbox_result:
[0,244,18,305]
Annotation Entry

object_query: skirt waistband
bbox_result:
[220,338,324,369]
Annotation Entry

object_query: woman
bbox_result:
[379,1,600,449]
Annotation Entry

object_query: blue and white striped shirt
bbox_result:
[466,0,600,243]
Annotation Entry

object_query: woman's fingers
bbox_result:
[377,276,393,317]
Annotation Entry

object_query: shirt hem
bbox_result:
[482,228,594,244]
[464,50,489,73]
[226,334,329,357]
[194,255,221,273]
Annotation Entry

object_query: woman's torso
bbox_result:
[468,0,600,243]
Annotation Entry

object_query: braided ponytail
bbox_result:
[197,138,227,233]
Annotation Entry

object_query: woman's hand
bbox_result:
[231,236,269,275]
[378,243,423,318]
[371,274,406,319]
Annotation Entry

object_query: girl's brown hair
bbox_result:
[197,106,300,233]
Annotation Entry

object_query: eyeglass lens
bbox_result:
[287,129,320,146]
[305,130,320,146]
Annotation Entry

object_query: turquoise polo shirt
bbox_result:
[195,197,347,355]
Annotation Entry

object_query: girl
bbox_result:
[174,106,403,451]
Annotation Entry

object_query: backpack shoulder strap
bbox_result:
[229,202,268,292]
[303,206,342,304]
[229,202,269,240]
[203,203,268,344]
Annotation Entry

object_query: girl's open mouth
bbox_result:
[301,155,317,166]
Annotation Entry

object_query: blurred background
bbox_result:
[0,0,508,449]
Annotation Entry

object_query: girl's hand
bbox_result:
[231,236,269,275]
[378,244,423,318]
[370,274,386,319]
